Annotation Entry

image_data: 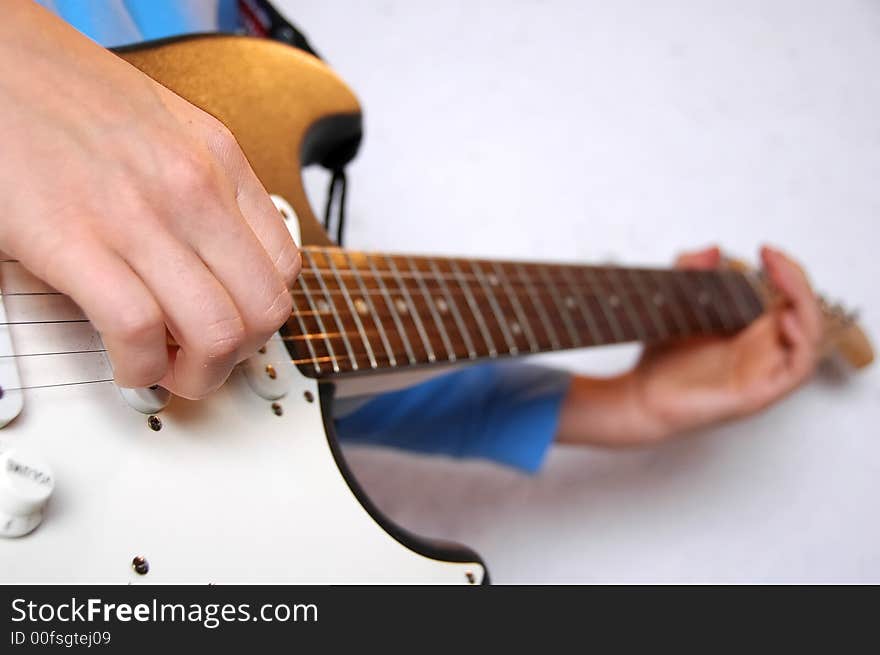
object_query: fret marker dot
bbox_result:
[698,292,711,305]
[436,297,448,313]
[609,295,621,308]
[354,298,368,316]
[565,296,576,309]
[487,273,499,286]
[653,293,665,306]
[395,298,408,314]
[317,299,330,314]
[511,321,522,335]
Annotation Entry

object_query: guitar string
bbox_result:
[0,274,739,300]
[0,346,526,392]
[0,282,741,363]
[0,277,712,356]
[0,306,746,393]
[0,259,754,388]
[0,281,732,327]
[0,308,731,393]
[0,255,752,273]
[0,348,107,359]
[0,256,747,291]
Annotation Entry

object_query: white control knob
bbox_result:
[0,445,54,537]
[119,385,171,414]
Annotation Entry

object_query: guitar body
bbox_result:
[0,36,486,584]
[1,35,871,585]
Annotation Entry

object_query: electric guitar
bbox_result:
[0,36,872,584]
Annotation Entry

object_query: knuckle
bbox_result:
[204,120,240,159]
[266,288,294,329]
[202,316,247,361]
[110,303,164,345]
[164,146,218,197]
[251,288,293,337]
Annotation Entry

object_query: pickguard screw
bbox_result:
[258,346,267,354]
[465,571,476,584]
[265,364,277,379]
[132,555,149,575]
[271,402,283,416]
[303,390,314,403]
[147,415,162,431]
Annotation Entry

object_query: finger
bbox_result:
[32,238,168,388]
[208,126,302,288]
[175,189,294,357]
[116,227,246,399]
[778,308,818,382]
[235,170,302,288]
[760,246,822,348]
[675,246,721,270]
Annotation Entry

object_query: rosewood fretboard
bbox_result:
[283,246,765,378]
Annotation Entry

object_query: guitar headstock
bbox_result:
[724,256,874,371]
[816,297,874,370]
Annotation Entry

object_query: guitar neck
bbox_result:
[283,246,766,378]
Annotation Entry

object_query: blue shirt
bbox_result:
[40,0,572,472]
[35,0,240,46]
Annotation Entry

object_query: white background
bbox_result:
[281,0,880,582]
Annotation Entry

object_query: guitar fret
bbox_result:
[653,271,690,336]
[674,272,715,333]
[709,275,737,331]
[385,255,436,363]
[368,254,417,365]
[344,251,397,367]
[304,250,359,370]
[470,260,518,355]
[296,274,340,373]
[606,268,647,341]
[493,261,540,353]
[408,256,456,362]
[429,258,478,360]
[740,273,766,317]
[696,272,734,331]
[285,247,767,380]
[559,266,603,345]
[326,250,377,369]
[288,287,323,375]
[719,271,753,326]
[450,259,497,357]
[581,267,625,342]
[537,265,580,347]
[627,269,669,340]
[516,264,561,350]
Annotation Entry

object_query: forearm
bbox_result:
[555,372,670,448]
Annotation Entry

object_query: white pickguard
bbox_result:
[0,203,485,585]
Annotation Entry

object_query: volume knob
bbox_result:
[0,445,54,538]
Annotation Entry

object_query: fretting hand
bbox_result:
[557,246,823,446]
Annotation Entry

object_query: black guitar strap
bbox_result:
[237,0,321,58]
